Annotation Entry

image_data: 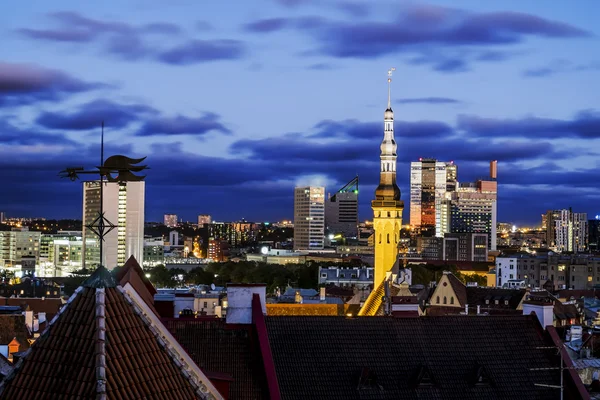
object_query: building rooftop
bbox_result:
[264,315,564,400]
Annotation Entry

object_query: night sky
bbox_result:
[1,1,599,226]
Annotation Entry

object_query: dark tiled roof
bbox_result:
[164,318,269,399]
[265,315,561,400]
[0,283,215,399]
[447,273,467,306]
[0,315,29,350]
[0,354,12,379]
[466,287,526,310]
[0,297,63,320]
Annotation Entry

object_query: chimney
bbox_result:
[523,298,554,329]
[490,160,497,180]
[24,309,34,332]
[226,284,266,324]
[320,287,326,302]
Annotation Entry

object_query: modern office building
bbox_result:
[293,186,325,250]
[164,214,178,227]
[0,212,5,223]
[325,176,359,239]
[545,209,588,252]
[82,181,145,269]
[0,228,41,269]
[410,159,457,237]
[443,233,488,262]
[447,180,498,251]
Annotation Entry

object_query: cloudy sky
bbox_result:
[1,0,599,225]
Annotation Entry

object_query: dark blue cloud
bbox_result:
[336,2,371,17]
[457,110,600,139]
[523,60,600,78]
[36,100,156,130]
[0,62,107,106]
[157,40,245,64]
[0,121,78,146]
[18,12,245,65]
[136,112,232,137]
[396,97,461,105]
[244,18,289,33]
[245,5,589,71]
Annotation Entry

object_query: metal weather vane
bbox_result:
[59,122,148,268]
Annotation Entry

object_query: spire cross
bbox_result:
[387,67,395,109]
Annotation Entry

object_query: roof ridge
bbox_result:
[116,285,222,399]
[95,287,107,399]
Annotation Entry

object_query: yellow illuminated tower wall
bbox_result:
[371,68,404,288]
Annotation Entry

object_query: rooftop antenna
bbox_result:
[387,67,396,109]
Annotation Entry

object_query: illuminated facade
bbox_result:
[82,181,145,269]
[0,228,41,268]
[410,159,456,237]
[164,214,178,227]
[371,69,403,288]
[197,214,212,226]
[294,186,325,250]
[547,209,588,252]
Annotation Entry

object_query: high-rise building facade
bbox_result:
[447,179,498,251]
[164,214,178,227]
[82,181,145,269]
[293,186,325,250]
[198,214,212,226]
[590,218,600,252]
[371,69,403,288]
[325,176,359,239]
[0,228,41,269]
[546,209,588,252]
[410,159,456,237]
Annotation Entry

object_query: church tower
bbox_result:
[371,68,404,288]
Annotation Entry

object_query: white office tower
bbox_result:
[294,187,325,250]
[82,181,145,269]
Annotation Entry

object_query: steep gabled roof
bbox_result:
[0,266,222,400]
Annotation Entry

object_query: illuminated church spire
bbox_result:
[375,67,401,201]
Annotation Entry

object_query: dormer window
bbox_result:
[412,366,434,388]
[470,364,491,387]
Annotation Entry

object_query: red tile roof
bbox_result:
[0,266,221,399]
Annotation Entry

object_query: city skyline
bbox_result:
[1,1,599,225]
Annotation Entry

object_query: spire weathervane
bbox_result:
[387,67,396,109]
[59,123,148,269]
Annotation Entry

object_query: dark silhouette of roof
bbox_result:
[0,315,29,350]
[264,315,562,400]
